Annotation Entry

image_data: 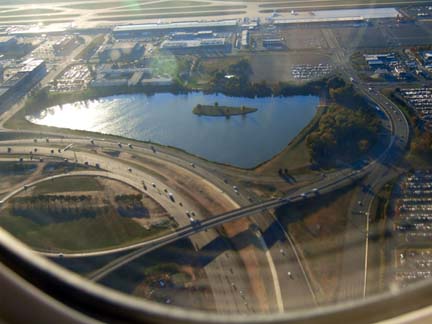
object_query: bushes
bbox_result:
[306,80,380,167]
[306,104,379,166]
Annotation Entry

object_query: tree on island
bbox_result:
[214,101,219,107]
[241,105,246,112]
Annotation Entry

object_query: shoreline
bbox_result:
[4,82,329,173]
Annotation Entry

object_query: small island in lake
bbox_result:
[192,102,257,117]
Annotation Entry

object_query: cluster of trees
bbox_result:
[306,104,379,166]
[115,194,148,218]
[13,195,92,203]
[410,123,432,156]
[306,81,380,167]
[11,195,97,225]
[114,194,143,202]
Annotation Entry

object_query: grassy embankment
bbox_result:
[0,176,177,253]
[366,179,398,296]
[276,185,358,304]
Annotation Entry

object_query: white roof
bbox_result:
[274,16,365,24]
[19,58,44,72]
[114,20,237,32]
[161,38,225,48]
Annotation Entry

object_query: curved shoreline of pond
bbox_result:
[25,92,320,168]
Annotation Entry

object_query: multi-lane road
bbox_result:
[0,24,412,313]
[0,72,409,310]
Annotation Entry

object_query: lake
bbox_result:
[27,92,319,168]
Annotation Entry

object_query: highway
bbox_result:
[0,25,412,311]
[0,86,405,308]
[0,46,277,311]
[334,64,410,302]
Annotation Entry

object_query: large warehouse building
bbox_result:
[0,58,47,110]
[113,20,238,37]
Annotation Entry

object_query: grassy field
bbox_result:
[0,210,174,253]
[0,176,176,252]
[90,10,246,21]
[32,176,103,194]
[62,0,208,10]
[0,14,78,22]
[0,9,61,16]
[276,185,357,303]
[98,5,246,16]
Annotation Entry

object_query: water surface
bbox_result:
[27,92,319,168]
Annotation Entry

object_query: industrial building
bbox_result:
[160,38,227,51]
[422,51,432,69]
[263,38,285,49]
[0,58,46,110]
[273,16,366,26]
[53,36,81,56]
[98,42,144,62]
[113,20,237,38]
[241,30,249,48]
[364,53,397,69]
[171,31,214,40]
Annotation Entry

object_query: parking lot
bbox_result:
[249,52,334,83]
[400,88,432,128]
[291,63,333,80]
[51,64,92,92]
[391,171,432,287]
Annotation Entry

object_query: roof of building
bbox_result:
[161,38,225,49]
[274,16,365,25]
[113,20,237,32]
[367,59,385,65]
[19,58,45,72]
